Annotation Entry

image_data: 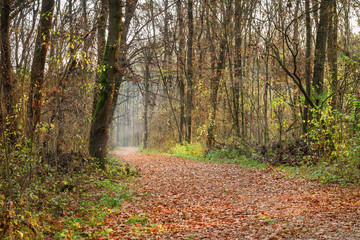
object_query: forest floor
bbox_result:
[98,147,360,239]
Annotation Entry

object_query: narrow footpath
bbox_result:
[102,148,360,239]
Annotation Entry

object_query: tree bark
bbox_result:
[89,0,123,170]
[185,0,194,143]
[303,0,312,133]
[27,0,55,141]
[143,54,150,149]
[0,0,15,136]
[92,0,109,114]
[176,0,185,143]
[264,45,269,145]
[328,0,338,109]
[206,39,226,149]
[233,0,242,139]
[312,0,330,107]
[206,1,227,149]
[108,0,138,125]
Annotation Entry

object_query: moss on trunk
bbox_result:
[89,0,123,170]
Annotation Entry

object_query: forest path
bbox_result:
[104,148,360,239]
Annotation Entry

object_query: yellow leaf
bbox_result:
[17,231,24,239]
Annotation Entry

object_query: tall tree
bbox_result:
[108,0,138,124]
[185,0,194,143]
[312,0,330,107]
[89,0,123,169]
[328,0,338,109]
[233,0,243,139]
[303,0,312,133]
[93,0,109,113]
[143,53,151,149]
[176,0,186,143]
[233,0,256,140]
[0,0,15,136]
[206,1,227,149]
[27,0,55,141]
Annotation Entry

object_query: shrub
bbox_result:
[306,103,360,184]
[170,142,205,160]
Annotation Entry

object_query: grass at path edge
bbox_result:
[138,145,358,186]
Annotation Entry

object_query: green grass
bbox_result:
[141,141,360,187]
[137,147,171,156]
[142,143,360,185]
[1,156,139,240]
[278,159,360,185]
[125,215,148,225]
[278,164,317,181]
[50,162,138,239]
[49,158,139,239]
[140,143,268,169]
[170,142,206,160]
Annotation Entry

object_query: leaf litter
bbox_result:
[96,147,360,239]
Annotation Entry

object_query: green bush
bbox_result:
[206,148,268,169]
[305,102,360,184]
[0,150,137,239]
[170,142,205,160]
[206,148,243,162]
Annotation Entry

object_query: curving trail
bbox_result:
[103,147,360,239]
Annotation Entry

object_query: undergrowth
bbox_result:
[143,140,359,185]
[142,142,269,169]
[170,142,205,161]
[0,155,138,239]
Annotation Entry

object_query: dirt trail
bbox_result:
[104,148,360,239]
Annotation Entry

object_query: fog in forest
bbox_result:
[110,82,143,148]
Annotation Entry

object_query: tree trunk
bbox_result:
[264,49,269,145]
[55,0,75,154]
[108,0,138,124]
[185,0,194,143]
[303,0,312,133]
[143,54,150,149]
[312,0,330,107]
[256,56,261,144]
[176,0,185,143]
[163,0,170,93]
[27,0,55,141]
[328,0,338,109]
[92,0,109,114]
[206,1,228,149]
[0,0,15,136]
[206,40,226,149]
[233,0,242,139]
[89,0,123,170]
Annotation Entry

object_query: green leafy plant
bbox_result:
[125,215,148,225]
[170,142,205,160]
[305,100,360,184]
